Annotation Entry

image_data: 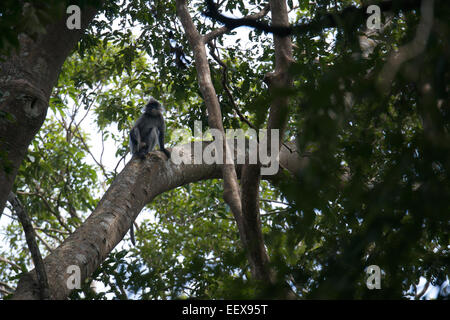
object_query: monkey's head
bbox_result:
[144,98,163,114]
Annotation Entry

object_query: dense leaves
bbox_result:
[0,0,102,56]
[1,0,448,299]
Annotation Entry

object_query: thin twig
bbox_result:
[0,256,22,272]
[260,209,288,216]
[33,231,54,252]
[16,190,72,233]
[207,41,257,130]
[260,198,289,206]
[0,287,13,296]
[0,281,14,291]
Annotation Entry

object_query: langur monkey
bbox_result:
[128,98,170,244]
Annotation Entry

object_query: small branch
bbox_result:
[260,198,289,206]
[0,256,22,272]
[0,287,13,296]
[415,280,430,300]
[0,281,14,291]
[113,151,128,176]
[72,125,109,178]
[61,88,109,179]
[16,190,72,233]
[378,0,434,93]
[203,26,229,44]
[34,231,54,252]
[207,42,257,130]
[7,192,51,299]
[99,129,106,167]
[260,209,288,216]
[288,5,299,13]
[34,226,68,241]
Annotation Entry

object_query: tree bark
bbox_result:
[0,4,100,214]
[266,0,293,135]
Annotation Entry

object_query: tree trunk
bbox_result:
[0,4,100,214]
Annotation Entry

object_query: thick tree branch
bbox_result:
[204,0,290,36]
[204,0,424,36]
[208,42,274,283]
[11,141,302,299]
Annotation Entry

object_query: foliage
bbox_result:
[0,0,102,56]
[1,0,449,299]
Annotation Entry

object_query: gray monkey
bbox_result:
[129,98,171,159]
[128,98,170,245]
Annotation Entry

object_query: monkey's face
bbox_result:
[144,101,164,117]
[146,97,160,107]
[147,101,159,109]
[144,98,162,113]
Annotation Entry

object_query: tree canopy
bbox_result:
[0,0,448,299]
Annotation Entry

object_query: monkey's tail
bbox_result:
[130,224,136,246]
